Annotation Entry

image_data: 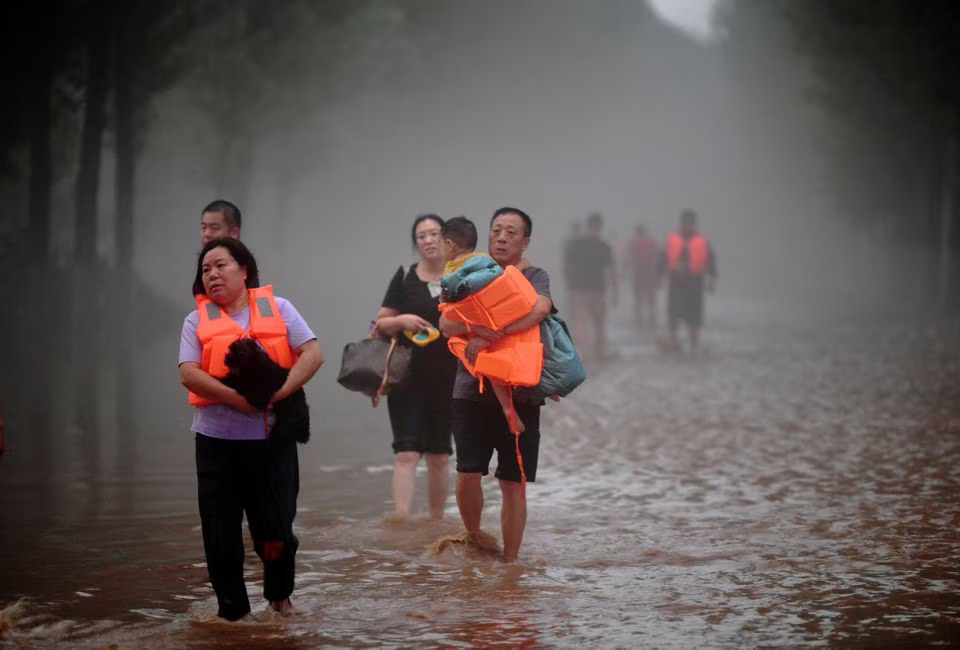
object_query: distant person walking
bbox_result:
[565,212,617,362]
[659,209,716,353]
[561,221,582,293]
[373,214,458,520]
[200,200,242,247]
[625,224,659,329]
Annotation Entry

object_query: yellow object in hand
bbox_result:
[404,327,440,347]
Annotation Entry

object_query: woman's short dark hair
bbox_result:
[410,213,444,248]
[192,237,260,296]
[491,206,532,237]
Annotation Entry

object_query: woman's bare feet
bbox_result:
[269,599,293,615]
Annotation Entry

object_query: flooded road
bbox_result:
[2,298,959,647]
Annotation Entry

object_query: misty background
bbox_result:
[1,0,957,476]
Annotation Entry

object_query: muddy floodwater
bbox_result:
[2,298,959,647]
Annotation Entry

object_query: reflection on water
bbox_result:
[1,299,959,646]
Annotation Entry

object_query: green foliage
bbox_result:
[721,0,959,245]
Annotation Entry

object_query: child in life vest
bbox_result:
[439,216,540,433]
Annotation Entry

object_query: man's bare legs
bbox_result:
[456,472,484,535]
[425,452,450,519]
[689,325,700,353]
[392,451,420,517]
[499,479,526,562]
[590,298,606,360]
[456,473,526,561]
[646,289,657,330]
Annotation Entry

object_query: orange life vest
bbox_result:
[447,325,543,388]
[664,232,709,275]
[187,285,295,407]
[440,266,543,388]
[439,265,538,331]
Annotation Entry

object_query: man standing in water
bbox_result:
[200,199,242,246]
[660,209,716,353]
[565,211,617,362]
[439,207,553,562]
[625,223,659,330]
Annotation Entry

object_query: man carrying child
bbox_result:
[439,208,553,562]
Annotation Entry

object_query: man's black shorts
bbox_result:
[667,274,705,327]
[451,398,540,482]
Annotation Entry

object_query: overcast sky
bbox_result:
[647,0,717,39]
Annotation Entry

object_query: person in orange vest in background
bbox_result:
[659,209,716,353]
[625,223,660,330]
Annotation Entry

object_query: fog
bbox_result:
[86,0,894,436]
[4,0,945,457]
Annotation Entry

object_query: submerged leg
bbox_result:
[425,452,450,520]
[392,451,420,517]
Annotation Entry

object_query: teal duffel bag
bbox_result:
[517,314,586,403]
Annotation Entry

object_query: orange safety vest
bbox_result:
[187,285,295,407]
[439,265,538,330]
[447,325,543,388]
[665,233,709,275]
[439,265,543,388]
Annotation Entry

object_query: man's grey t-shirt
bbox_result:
[451,266,552,401]
[566,235,613,292]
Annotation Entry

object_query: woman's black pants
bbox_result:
[195,433,299,621]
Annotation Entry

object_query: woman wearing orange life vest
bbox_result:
[659,209,717,353]
[178,237,323,621]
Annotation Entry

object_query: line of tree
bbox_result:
[718,0,959,310]
[0,0,375,460]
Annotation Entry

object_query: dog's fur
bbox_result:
[221,338,310,444]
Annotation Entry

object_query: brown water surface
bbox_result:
[2,299,959,647]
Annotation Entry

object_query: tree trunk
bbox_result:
[28,45,53,268]
[939,113,957,311]
[74,37,109,270]
[73,35,110,437]
[114,27,138,456]
[26,8,55,451]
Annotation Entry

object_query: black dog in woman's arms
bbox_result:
[221,338,310,444]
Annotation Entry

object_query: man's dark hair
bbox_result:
[441,215,478,250]
[587,211,603,230]
[680,208,698,222]
[490,206,532,237]
[192,237,260,296]
[202,199,242,230]
[410,213,444,248]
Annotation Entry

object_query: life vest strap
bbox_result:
[506,387,526,501]
[371,336,400,408]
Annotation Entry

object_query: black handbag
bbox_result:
[337,336,412,405]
